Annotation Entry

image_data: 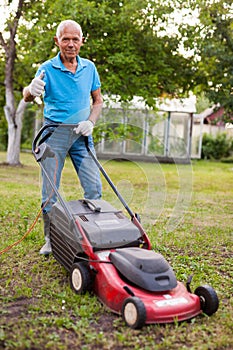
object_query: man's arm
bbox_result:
[23,86,35,102]
[89,88,103,125]
[74,88,103,136]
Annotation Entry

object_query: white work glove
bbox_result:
[74,120,94,136]
[29,71,45,97]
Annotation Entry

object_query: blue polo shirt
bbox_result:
[36,53,101,123]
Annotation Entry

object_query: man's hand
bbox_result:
[74,120,94,136]
[29,71,45,97]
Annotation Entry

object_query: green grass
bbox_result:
[0,152,232,350]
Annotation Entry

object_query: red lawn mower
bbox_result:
[33,124,219,329]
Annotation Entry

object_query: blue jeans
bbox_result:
[41,123,102,213]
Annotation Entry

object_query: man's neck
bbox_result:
[61,55,78,73]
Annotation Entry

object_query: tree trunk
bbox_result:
[4,98,27,165]
[0,0,26,165]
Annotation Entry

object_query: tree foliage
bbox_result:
[177,0,233,116]
[0,0,233,160]
[17,0,196,105]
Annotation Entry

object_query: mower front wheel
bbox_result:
[195,285,219,316]
[70,262,92,294]
[122,297,146,329]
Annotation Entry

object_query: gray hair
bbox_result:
[56,20,83,39]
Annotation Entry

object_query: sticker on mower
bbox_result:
[154,297,189,307]
[95,219,120,226]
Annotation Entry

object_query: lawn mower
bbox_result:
[32,124,219,329]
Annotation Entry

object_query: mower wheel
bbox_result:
[195,285,219,316]
[70,262,92,294]
[122,297,146,329]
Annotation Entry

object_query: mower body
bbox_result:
[33,124,219,328]
[50,199,203,326]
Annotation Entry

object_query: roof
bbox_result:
[103,94,196,113]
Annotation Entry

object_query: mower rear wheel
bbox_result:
[122,297,146,329]
[195,285,219,316]
[70,262,92,294]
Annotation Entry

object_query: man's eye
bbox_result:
[62,38,80,43]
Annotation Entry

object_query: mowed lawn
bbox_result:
[0,151,232,350]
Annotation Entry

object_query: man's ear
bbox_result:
[54,36,59,46]
[82,37,86,44]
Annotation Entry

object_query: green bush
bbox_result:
[201,132,233,160]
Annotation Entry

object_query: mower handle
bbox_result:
[32,123,77,153]
[32,123,151,247]
[33,123,135,219]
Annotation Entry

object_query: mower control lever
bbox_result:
[83,199,101,212]
[33,143,55,162]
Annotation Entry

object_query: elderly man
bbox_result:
[23,20,103,255]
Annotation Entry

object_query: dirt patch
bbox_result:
[1,297,38,319]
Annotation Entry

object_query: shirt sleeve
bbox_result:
[91,65,101,92]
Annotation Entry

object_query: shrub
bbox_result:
[201,132,233,160]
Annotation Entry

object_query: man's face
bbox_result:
[54,24,83,61]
